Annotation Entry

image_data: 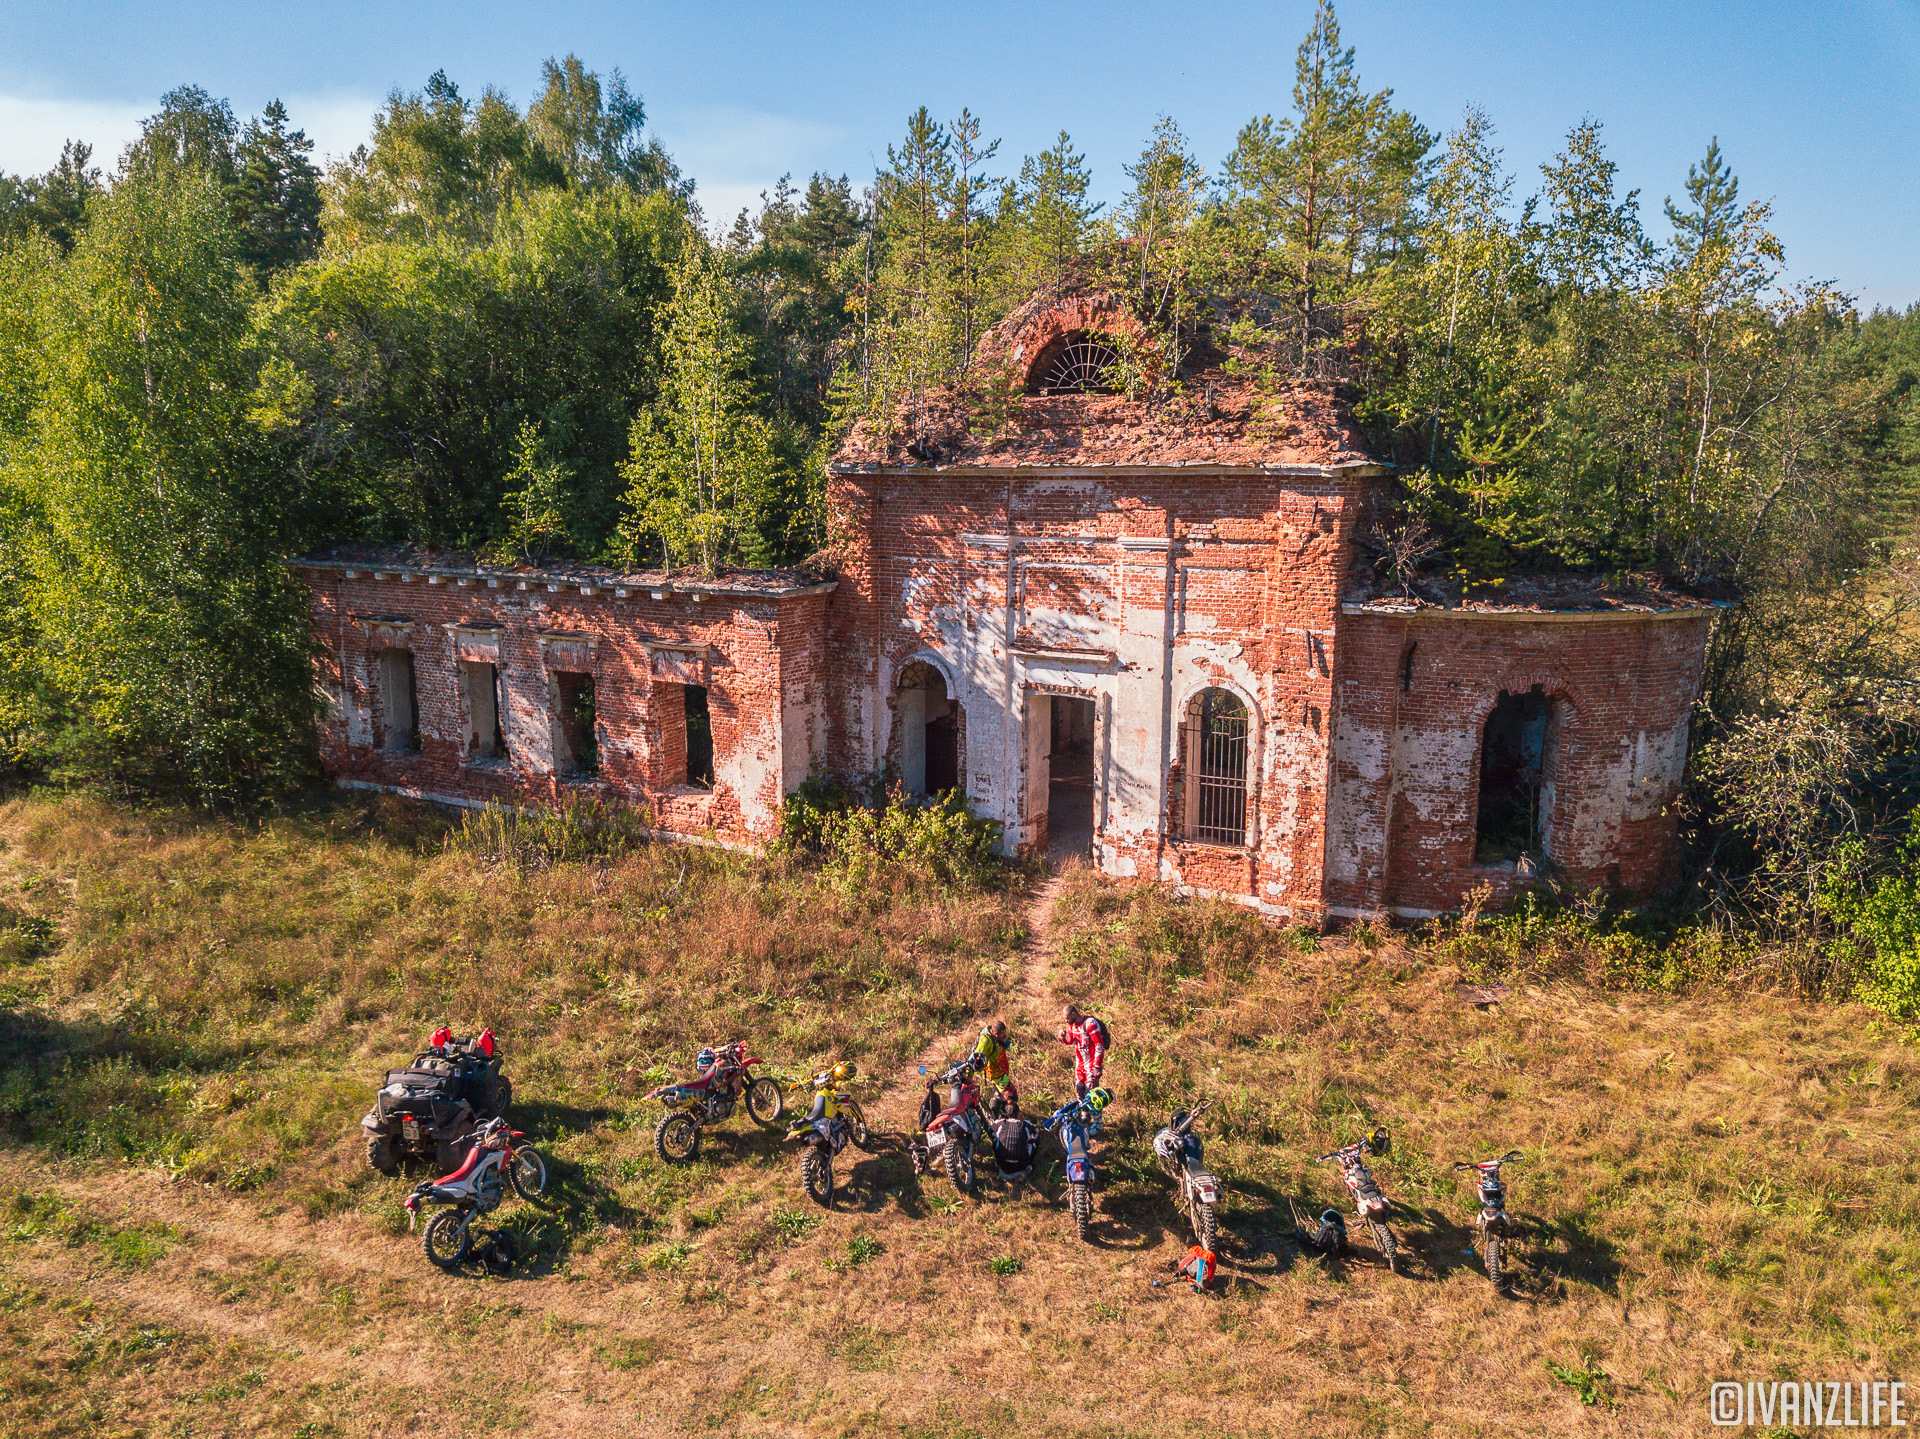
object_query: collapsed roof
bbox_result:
[830,290,1381,474]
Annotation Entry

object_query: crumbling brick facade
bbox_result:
[297,554,833,849]
[296,293,1718,921]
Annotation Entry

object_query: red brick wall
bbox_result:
[299,564,831,848]
[1325,609,1714,918]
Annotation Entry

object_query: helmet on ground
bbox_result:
[831,1061,857,1084]
[1085,1087,1113,1113]
[695,1047,717,1073]
[1367,1126,1391,1157]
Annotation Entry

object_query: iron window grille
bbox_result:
[1180,689,1249,846]
[1031,335,1121,395]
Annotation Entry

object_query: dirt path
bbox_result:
[877,866,1070,1124]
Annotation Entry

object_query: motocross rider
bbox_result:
[1057,1005,1107,1099]
[971,1020,1020,1116]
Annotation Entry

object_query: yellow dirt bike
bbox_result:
[784,1063,871,1206]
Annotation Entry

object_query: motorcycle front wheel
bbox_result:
[1069,1181,1092,1242]
[422,1209,472,1270]
[509,1145,547,1203]
[800,1145,834,1207]
[1484,1235,1503,1288]
[746,1077,784,1127]
[943,1131,976,1194]
[653,1112,700,1164]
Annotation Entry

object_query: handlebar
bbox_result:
[1452,1150,1524,1170]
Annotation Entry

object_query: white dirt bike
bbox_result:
[403,1116,547,1270]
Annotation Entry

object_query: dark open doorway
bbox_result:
[1475,685,1556,864]
[1047,696,1096,864]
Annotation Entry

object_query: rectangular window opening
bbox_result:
[554,671,598,777]
[684,684,714,789]
[461,660,505,761]
[377,649,418,753]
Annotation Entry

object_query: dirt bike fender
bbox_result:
[1066,1156,1091,1184]
[1481,1207,1511,1234]
[1192,1175,1220,1203]
[1362,1195,1389,1219]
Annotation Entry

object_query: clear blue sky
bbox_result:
[3,0,1916,309]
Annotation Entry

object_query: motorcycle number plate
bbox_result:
[1196,1182,1218,1202]
[925,1129,945,1149]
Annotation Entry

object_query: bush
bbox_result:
[774,776,1005,891]
[1822,818,1920,1021]
[444,795,651,868]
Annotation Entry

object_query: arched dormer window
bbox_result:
[1176,688,1250,845]
[1027,331,1122,395]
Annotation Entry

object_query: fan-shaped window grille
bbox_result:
[1029,333,1121,395]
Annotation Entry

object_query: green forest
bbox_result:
[0,5,1915,995]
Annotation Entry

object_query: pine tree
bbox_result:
[230,100,323,276]
[1219,0,1430,363]
[1009,132,1100,293]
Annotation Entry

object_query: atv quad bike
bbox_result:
[362,1028,512,1175]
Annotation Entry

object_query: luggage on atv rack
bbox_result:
[362,1029,512,1176]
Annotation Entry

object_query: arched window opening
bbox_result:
[895,661,960,796]
[1475,685,1559,864]
[1028,332,1122,395]
[1177,688,1250,846]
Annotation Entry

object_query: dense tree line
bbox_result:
[0,9,1915,972]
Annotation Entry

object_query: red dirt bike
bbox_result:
[1454,1150,1523,1288]
[404,1117,547,1270]
[1315,1128,1398,1270]
[645,1040,785,1163]
[913,1054,990,1194]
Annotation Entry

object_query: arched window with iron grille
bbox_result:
[1176,688,1250,845]
[1027,332,1122,395]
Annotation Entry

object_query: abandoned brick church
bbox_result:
[296,292,1717,923]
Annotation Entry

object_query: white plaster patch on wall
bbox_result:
[1626,710,1692,821]
[720,705,785,837]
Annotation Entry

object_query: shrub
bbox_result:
[444,795,651,868]
[1821,818,1920,1020]
[775,776,1005,892]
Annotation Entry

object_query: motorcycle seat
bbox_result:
[437,1146,485,1185]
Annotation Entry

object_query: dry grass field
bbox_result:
[0,794,1915,1438]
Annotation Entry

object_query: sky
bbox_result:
[2,0,1916,310]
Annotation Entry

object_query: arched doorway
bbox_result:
[894,661,961,796]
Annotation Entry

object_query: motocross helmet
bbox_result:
[831,1061,857,1084]
[478,1117,511,1149]
[1366,1126,1391,1157]
[695,1047,718,1074]
[1086,1087,1113,1113]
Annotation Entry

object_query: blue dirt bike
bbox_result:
[1043,1088,1113,1242]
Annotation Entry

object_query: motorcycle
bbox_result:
[1454,1150,1523,1288]
[403,1116,548,1270]
[1315,1128,1398,1270]
[1043,1087,1112,1242]
[785,1062,866,1206]
[1152,1099,1222,1250]
[645,1039,785,1163]
[916,1054,990,1194]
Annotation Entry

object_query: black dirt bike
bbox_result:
[1454,1150,1523,1288]
[1152,1100,1223,1251]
